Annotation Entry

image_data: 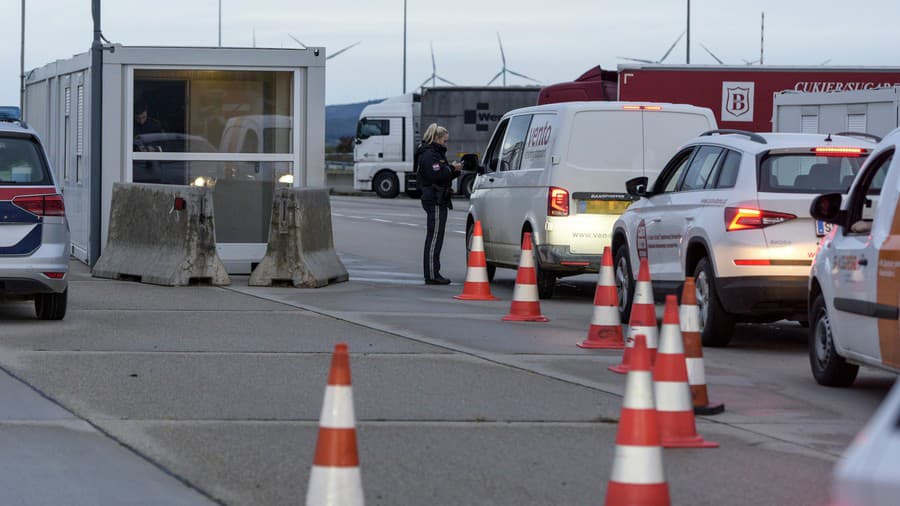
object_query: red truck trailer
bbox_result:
[539,64,900,132]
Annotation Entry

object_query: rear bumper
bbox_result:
[716,276,808,320]
[536,245,601,274]
[0,243,69,295]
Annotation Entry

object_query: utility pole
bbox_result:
[20,0,25,115]
[218,0,222,47]
[89,0,103,266]
[686,0,691,64]
[402,0,407,93]
[760,12,765,65]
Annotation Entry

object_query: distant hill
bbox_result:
[326,99,383,146]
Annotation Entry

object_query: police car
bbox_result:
[808,128,900,386]
[0,110,69,320]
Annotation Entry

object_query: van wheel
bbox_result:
[374,171,399,199]
[614,245,634,322]
[693,258,734,347]
[529,234,555,299]
[461,175,476,198]
[35,289,67,321]
[809,294,858,387]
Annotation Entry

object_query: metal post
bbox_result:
[218,0,222,47]
[686,0,691,64]
[760,12,765,65]
[402,0,407,93]
[89,0,103,266]
[19,0,25,115]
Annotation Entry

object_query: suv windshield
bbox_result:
[759,153,865,193]
[0,136,52,185]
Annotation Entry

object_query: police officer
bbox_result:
[416,123,461,284]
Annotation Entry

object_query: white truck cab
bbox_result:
[353,94,419,198]
[808,127,900,386]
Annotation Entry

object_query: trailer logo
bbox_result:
[721,81,755,122]
[464,102,502,132]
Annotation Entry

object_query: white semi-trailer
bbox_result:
[772,86,900,139]
[353,86,540,198]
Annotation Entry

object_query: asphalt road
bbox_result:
[0,193,894,505]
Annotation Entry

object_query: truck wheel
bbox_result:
[530,233,555,299]
[461,175,476,198]
[374,171,399,199]
[614,245,634,323]
[35,289,67,321]
[693,258,735,347]
[809,293,859,387]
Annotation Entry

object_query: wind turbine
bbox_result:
[486,33,539,86]
[419,42,456,88]
[699,43,724,64]
[288,34,361,60]
[618,32,685,64]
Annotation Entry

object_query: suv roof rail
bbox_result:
[699,129,767,144]
[834,131,882,143]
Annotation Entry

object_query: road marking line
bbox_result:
[372,218,392,223]
[399,223,419,227]
[453,231,465,234]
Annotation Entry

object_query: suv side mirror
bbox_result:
[626,176,650,197]
[809,193,845,225]
[461,153,479,173]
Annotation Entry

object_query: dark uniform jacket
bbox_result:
[416,142,459,208]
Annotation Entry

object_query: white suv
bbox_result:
[613,130,876,346]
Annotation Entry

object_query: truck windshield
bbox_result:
[758,154,866,194]
[0,136,52,185]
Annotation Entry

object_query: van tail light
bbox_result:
[725,207,795,231]
[548,187,569,217]
[12,194,66,217]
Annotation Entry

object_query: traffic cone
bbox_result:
[578,246,625,349]
[306,343,364,506]
[654,295,718,449]
[605,334,670,506]
[502,232,549,322]
[455,221,499,301]
[609,258,657,374]
[680,277,725,415]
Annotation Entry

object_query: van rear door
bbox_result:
[642,109,716,182]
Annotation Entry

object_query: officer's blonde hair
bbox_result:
[423,123,449,144]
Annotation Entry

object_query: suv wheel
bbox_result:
[693,258,734,347]
[529,233,555,299]
[373,171,399,199]
[809,293,858,387]
[614,245,634,322]
[35,289,67,321]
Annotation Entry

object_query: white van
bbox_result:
[466,101,716,298]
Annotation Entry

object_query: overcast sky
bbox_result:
[2,0,899,106]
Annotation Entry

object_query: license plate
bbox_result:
[816,220,833,237]
[578,200,632,215]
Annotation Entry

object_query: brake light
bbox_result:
[42,272,66,279]
[813,147,864,157]
[12,194,65,216]
[725,207,796,231]
[548,187,569,217]
[622,105,663,111]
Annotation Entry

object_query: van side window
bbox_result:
[846,149,894,234]
[499,115,533,172]
[653,148,695,193]
[484,119,509,172]
[680,146,724,191]
[713,150,741,189]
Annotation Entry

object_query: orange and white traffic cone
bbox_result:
[306,343,364,506]
[455,221,499,301]
[609,258,657,374]
[502,232,549,322]
[680,277,725,415]
[654,295,718,449]
[605,333,671,506]
[578,246,625,349]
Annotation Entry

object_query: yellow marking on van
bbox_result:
[579,200,632,215]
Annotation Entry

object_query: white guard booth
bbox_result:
[24,45,326,273]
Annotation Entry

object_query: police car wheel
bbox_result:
[35,288,67,321]
[809,294,859,387]
[614,245,634,322]
[694,258,734,347]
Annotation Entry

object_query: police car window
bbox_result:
[654,148,694,193]
[484,119,509,172]
[847,150,893,231]
[0,137,52,185]
[498,115,533,172]
[713,150,741,189]
[680,146,724,191]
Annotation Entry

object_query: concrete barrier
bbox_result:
[249,187,348,288]
[93,183,230,286]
